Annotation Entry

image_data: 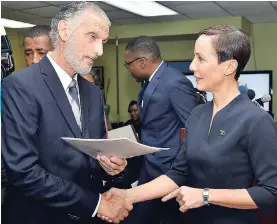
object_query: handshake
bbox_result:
[97,188,133,223]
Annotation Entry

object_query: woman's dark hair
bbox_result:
[199,24,251,81]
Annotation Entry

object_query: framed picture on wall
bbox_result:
[91,66,104,89]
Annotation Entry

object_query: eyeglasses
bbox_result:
[124,57,144,69]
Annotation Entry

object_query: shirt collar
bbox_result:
[149,61,164,82]
[46,52,78,91]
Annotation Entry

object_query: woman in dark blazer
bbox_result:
[100,24,277,224]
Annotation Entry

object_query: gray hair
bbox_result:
[125,36,161,61]
[50,1,111,48]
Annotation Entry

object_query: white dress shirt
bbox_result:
[47,53,82,130]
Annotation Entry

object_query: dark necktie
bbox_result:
[140,80,149,99]
[68,79,80,108]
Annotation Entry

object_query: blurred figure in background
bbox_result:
[124,100,141,140]
[83,73,95,84]
[23,25,53,66]
[104,101,143,193]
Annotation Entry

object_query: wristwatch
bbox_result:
[203,188,210,206]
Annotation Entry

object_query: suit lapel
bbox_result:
[40,57,82,138]
[141,62,167,118]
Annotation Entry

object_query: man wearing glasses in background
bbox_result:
[122,36,198,224]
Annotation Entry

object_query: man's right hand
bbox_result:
[97,191,133,223]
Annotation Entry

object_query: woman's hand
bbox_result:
[162,186,204,212]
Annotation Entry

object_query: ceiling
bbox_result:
[1,1,277,26]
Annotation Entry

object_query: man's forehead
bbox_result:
[24,36,50,44]
[81,9,110,27]
[24,36,52,50]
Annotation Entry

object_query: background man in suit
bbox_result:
[2,24,54,207]
[1,2,132,224]
[123,36,198,223]
[2,25,53,208]
[23,24,53,66]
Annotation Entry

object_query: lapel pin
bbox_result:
[220,130,225,136]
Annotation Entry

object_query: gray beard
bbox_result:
[63,39,92,75]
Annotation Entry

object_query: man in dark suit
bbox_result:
[123,36,198,223]
[1,2,132,224]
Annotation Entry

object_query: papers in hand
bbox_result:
[61,137,168,159]
[108,125,139,142]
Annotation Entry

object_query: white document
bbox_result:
[61,137,168,159]
[108,125,138,142]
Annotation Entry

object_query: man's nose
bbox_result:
[32,53,41,64]
[94,41,103,57]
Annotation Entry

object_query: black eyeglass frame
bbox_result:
[124,57,145,69]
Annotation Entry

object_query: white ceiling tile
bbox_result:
[157,1,206,6]
[271,1,277,7]
[1,11,41,21]
[189,11,231,19]
[246,13,277,23]
[96,2,124,12]
[1,1,49,10]
[113,17,153,25]
[44,1,73,6]
[22,6,60,18]
[106,10,136,20]
[216,1,272,10]
[150,14,190,22]
[170,2,229,14]
[45,1,119,12]
[230,7,276,16]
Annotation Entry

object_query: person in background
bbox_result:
[23,25,53,66]
[124,100,141,140]
[101,24,277,224]
[2,2,131,224]
[2,25,54,207]
[105,100,143,191]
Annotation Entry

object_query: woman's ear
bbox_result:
[225,59,238,77]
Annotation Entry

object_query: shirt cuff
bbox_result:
[91,194,101,217]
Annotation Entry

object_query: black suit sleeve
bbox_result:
[169,77,198,126]
[1,76,99,220]
[165,138,188,186]
[165,111,193,186]
[246,113,277,212]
